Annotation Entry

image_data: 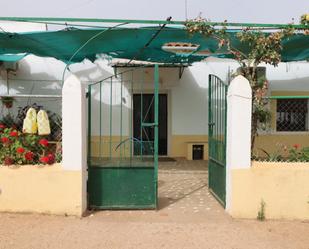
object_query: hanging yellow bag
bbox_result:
[22,108,38,134]
[37,110,51,136]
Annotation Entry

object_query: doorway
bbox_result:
[133,94,168,156]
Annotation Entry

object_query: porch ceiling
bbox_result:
[0,17,308,65]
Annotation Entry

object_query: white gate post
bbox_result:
[226,75,252,212]
[62,74,87,215]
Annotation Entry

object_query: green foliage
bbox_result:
[0,128,27,165]
[0,126,61,166]
[0,114,15,127]
[288,145,309,162]
[300,14,309,26]
[236,31,284,66]
[184,16,307,151]
[259,148,283,162]
[184,16,228,49]
[255,144,309,162]
[55,146,62,163]
[257,199,266,221]
[185,15,309,153]
[185,17,216,36]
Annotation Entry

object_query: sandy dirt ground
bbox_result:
[0,160,308,249]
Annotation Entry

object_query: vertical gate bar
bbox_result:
[140,68,144,159]
[109,77,113,160]
[222,82,224,159]
[223,82,227,204]
[214,77,217,159]
[224,84,228,164]
[87,85,92,165]
[154,64,159,208]
[221,82,225,161]
[99,82,102,158]
[120,74,123,160]
[218,78,220,160]
[213,77,215,159]
[214,78,218,159]
[217,77,219,158]
[208,74,212,188]
[212,76,215,156]
[219,82,223,161]
[216,79,219,177]
[218,78,221,159]
[130,70,133,164]
[208,75,211,158]
[217,77,219,160]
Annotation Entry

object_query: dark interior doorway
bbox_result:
[133,94,168,156]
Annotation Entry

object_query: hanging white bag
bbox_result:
[37,110,51,136]
[22,107,38,134]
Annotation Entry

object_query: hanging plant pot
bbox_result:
[1,97,15,109]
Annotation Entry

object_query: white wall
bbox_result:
[2,57,309,138]
[171,61,237,135]
[1,22,309,140]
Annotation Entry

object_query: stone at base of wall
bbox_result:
[230,161,309,220]
[0,164,84,217]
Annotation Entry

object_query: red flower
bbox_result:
[47,154,55,164]
[40,154,55,165]
[1,137,9,143]
[16,147,25,154]
[4,157,14,166]
[40,156,50,164]
[0,124,5,129]
[25,151,34,161]
[293,144,300,149]
[9,131,18,137]
[39,139,49,147]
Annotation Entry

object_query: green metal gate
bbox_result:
[87,65,159,209]
[208,74,227,206]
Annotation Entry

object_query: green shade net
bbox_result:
[0,53,27,62]
[0,27,308,64]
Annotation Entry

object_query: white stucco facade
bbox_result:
[1,21,309,156]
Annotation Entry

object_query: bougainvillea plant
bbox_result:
[300,14,309,26]
[185,15,309,151]
[0,125,59,166]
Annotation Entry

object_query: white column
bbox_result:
[225,75,252,212]
[62,74,87,213]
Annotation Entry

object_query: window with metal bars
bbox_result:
[276,99,308,132]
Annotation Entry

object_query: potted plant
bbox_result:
[1,96,15,109]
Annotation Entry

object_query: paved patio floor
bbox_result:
[157,159,226,222]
